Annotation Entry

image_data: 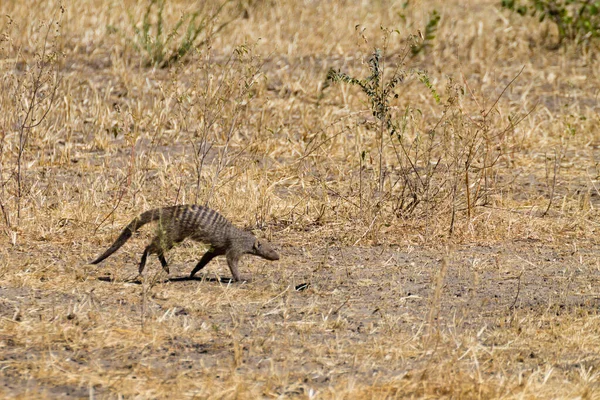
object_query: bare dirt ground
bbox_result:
[2,239,600,398]
[1,0,600,398]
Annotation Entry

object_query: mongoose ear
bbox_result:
[253,239,261,251]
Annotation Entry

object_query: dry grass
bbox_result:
[1,0,600,398]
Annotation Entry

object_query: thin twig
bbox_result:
[508,270,523,312]
[484,65,525,118]
[542,148,560,217]
[94,137,137,233]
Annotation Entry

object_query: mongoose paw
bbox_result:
[233,276,252,284]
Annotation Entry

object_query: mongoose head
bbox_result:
[252,239,279,261]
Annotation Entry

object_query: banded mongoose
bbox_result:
[91,205,279,281]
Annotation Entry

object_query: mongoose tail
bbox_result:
[90,209,161,265]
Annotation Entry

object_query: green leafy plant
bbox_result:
[326,49,406,192]
[397,2,441,56]
[324,42,449,217]
[501,0,600,45]
[410,9,441,56]
[127,0,238,68]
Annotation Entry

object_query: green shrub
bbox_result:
[410,9,441,56]
[126,0,238,68]
[501,0,600,45]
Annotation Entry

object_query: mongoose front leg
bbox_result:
[190,249,221,278]
[226,251,242,282]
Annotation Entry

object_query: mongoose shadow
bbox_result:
[97,275,240,285]
[91,205,279,282]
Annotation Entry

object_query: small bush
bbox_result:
[323,29,525,233]
[0,10,63,230]
[125,0,239,68]
[410,9,441,56]
[397,2,441,56]
[501,0,600,46]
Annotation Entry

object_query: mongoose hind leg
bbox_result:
[190,248,223,278]
[139,237,172,275]
[158,252,169,274]
[139,247,150,275]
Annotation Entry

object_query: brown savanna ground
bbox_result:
[1,0,600,398]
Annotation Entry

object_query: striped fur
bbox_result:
[91,205,279,281]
